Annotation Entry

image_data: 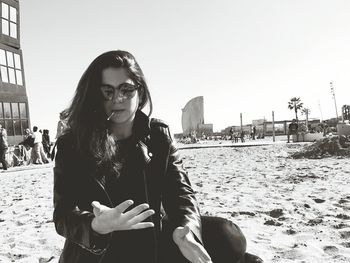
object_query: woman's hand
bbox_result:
[91,200,155,235]
[173,226,212,263]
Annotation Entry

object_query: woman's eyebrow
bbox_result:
[101,80,135,87]
[100,84,115,88]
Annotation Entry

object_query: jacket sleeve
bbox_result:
[53,134,110,255]
[160,126,203,244]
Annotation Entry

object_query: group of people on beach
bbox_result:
[19,126,51,165]
[0,125,55,170]
[230,126,260,143]
[0,108,70,170]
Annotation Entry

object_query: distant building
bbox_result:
[342,105,350,121]
[181,96,213,136]
[0,0,30,145]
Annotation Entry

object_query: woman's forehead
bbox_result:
[101,67,135,85]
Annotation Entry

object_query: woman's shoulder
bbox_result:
[56,130,76,151]
[150,117,169,129]
[54,130,84,164]
[150,117,175,143]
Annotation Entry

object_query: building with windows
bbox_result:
[342,105,350,121]
[181,96,213,137]
[0,0,29,145]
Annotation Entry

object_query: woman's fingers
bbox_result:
[130,221,155,229]
[128,208,155,226]
[111,200,155,230]
[114,199,134,213]
[124,203,151,218]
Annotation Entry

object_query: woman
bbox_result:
[53,50,262,263]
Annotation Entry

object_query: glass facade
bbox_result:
[0,101,28,136]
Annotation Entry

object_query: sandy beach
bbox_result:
[0,142,349,262]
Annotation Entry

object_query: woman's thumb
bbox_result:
[177,226,190,238]
[183,225,190,236]
[91,201,102,216]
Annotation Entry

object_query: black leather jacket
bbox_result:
[53,111,202,263]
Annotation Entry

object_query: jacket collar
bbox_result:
[132,110,151,142]
[132,110,152,164]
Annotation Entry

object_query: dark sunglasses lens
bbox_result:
[100,84,138,100]
[101,87,114,100]
[120,84,138,98]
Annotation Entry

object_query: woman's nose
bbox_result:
[111,90,125,103]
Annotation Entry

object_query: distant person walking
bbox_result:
[42,129,51,158]
[240,130,245,143]
[32,126,49,164]
[32,126,43,164]
[251,126,256,140]
[234,132,239,143]
[230,127,234,141]
[322,121,329,136]
[287,119,299,143]
[19,128,34,165]
[0,124,8,170]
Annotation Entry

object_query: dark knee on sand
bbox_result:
[201,216,247,263]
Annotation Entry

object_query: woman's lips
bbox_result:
[112,109,124,114]
[107,110,124,120]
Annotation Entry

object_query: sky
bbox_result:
[20,0,350,135]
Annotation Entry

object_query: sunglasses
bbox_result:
[100,83,139,101]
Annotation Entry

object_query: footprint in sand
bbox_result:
[285,228,297,235]
[340,231,350,239]
[7,253,27,261]
[269,208,283,218]
[341,242,350,248]
[306,217,323,226]
[333,223,350,229]
[323,245,339,255]
[264,219,283,226]
[239,211,255,216]
[336,214,350,220]
[313,198,326,203]
[338,198,349,204]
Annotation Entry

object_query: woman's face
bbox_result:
[101,67,140,126]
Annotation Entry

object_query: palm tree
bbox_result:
[288,97,303,121]
[301,108,311,131]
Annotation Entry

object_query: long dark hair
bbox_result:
[63,50,153,173]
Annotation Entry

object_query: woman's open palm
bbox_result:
[91,200,155,234]
[173,226,213,263]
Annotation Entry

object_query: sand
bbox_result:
[0,143,349,262]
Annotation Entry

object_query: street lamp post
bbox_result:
[330,81,339,122]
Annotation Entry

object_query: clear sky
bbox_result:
[20,0,350,135]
